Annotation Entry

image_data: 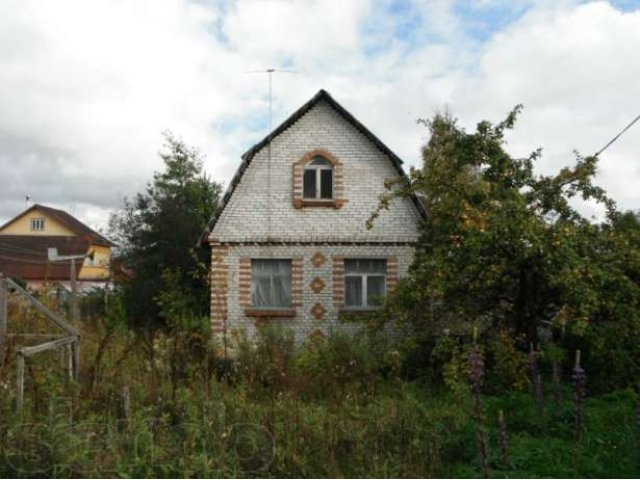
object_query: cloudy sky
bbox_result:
[1,0,639,231]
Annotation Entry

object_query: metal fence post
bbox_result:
[71,338,79,382]
[0,274,7,363]
[16,352,25,411]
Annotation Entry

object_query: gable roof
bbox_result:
[0,204,116,247]
[199,89,426,245]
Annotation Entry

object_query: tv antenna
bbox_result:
[244,68,298,239]
[244,68,297,133]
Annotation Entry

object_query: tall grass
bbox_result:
[0,292,638,477]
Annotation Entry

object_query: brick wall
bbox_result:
[213,244,415,344]
[210,99,422,244]
[210,241,229,334]
[208,97,422,342]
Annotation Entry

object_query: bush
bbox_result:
[294,332,379,400]
[486,329,529,393]
[234,326,296,394]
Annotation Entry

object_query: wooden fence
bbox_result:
[0,273,80,410]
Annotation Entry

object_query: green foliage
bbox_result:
[429,335,472,400]
[1,317,639,478]
[294,332,379,400]
[486,330,529,393]
[109,132,222,330]
[376,108,640,392]
[234,326,296,394]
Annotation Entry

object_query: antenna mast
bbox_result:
[244,68,297,240]
[268,68,274,133]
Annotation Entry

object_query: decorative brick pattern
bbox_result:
[238,257,251,308]
[310,277,325,293]
[311,302,326,320]
[387,256,399,292]
[332,256,345,307]
[206,97,423,343]
[309,328,326,343]
[210,241,229,334]
[292,257,303,307]
[221,245,415,344]
[311,251,327,268]
[292,149,345,209]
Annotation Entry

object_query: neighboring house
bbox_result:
[0,204,115,291]
[201,89,426,343]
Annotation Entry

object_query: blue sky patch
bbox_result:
[452,0,532,43]
[606,0,640,12]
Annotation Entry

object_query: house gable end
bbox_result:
[0,204,115,246]
[201,90,425,244]
[0,206,76,237]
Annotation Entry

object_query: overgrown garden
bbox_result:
[1,111,640,478]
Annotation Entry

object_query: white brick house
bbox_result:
[200,90,425,344]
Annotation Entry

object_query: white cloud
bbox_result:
[0,0,638,232]
[460,1,640,215]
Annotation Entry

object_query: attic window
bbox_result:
[293,149,344,209]
[30,218,45,231]
[303,156,333,199]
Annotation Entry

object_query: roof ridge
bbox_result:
[0,204,116,247]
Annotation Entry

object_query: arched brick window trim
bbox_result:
[293,149,345,209]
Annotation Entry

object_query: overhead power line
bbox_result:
[0,254,50,265]
[595,113,640,156]
[0,242,47,256]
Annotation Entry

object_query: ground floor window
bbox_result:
[251,259,292,308]
[344,259,386,308]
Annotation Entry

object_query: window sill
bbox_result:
[293,199,345,209]
[244,308,296,318]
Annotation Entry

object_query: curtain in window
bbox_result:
[251,260,292,308]
[345,276,363,307]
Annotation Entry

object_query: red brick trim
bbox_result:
[387,256,398,292]
[332,256,345,307]
[311,302,326,320]
[294,199,345,208]
[210,242,229,334]
[311,251,327,268]
[292,257,303,307]
[293,149,345,209]
[310,277,325,293]
[238,257,251,308]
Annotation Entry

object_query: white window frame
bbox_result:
[303,157,333,200]
[344,259,387,309]
[30,217,45,231]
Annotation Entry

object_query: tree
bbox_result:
[376,109,640,390]
[109,132,222,330]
